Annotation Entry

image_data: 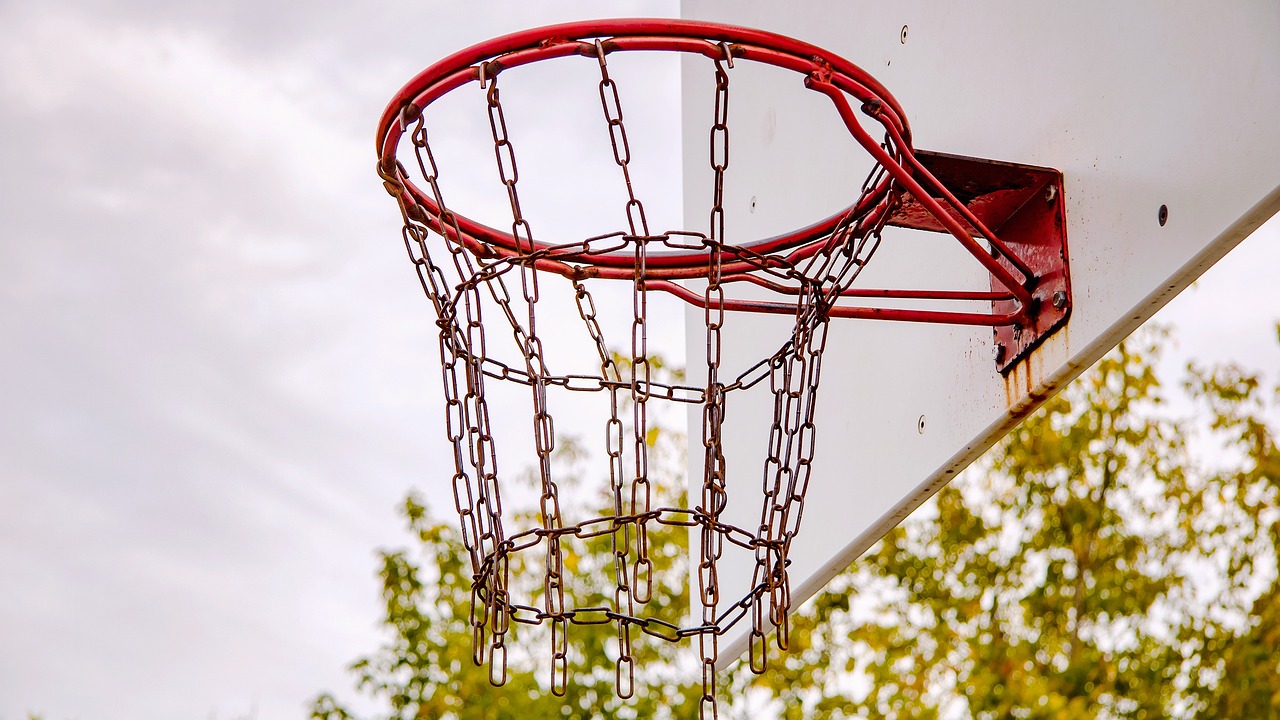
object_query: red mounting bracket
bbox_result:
[886,150,1071,374]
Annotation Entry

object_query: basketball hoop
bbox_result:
[375,18,1069,718]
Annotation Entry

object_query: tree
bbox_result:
[746,328,1280,718]
[316,328,1280,718]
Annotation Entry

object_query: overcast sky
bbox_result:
[1,2,1277,719]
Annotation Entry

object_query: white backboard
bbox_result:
[679,0,1280,664]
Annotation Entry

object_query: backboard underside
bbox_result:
[680,0,1280,666]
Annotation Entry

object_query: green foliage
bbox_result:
[745,328,1280,717]
[318,329,1280,718]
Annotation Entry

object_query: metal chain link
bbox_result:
[698,52,732,720]
[591,43,656,697]
[381,38,899,719]
[483,74,572,696]
[596,41,649,237]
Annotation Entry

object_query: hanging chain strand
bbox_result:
[699,52,732,720]
[596,41,650,237]
[593,42,655,698]
[578,276,638,699]
[484,72,570,694]
[400,115,515,678]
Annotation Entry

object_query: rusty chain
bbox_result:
[592,43,655,699]
[484,73,574,695]
[697,52,732,720]
[380,38,894,719]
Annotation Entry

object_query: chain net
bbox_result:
[378,37,902,719]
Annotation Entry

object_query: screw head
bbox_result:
[1052,290,1068,309]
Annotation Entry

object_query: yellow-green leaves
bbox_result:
[746,326,1279,718]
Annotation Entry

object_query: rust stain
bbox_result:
[1002,324,1071,417]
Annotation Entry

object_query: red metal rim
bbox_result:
[376,18,913,280]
